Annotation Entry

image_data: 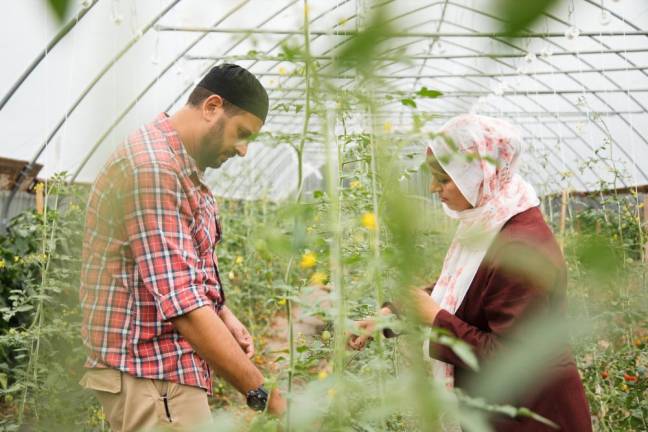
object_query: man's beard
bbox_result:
[198,117,227,169]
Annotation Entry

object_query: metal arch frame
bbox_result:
[213,142,297,200]
[391,1,648,183]
[66,0,356,201]
[266,103,590,193]
[68,0,272,182]
[0,0,100,111]
[163,0,360,112]
[195,0,363,197]
[1,0,184,225]
[257,17,599,195]
[258,0,648,189]
[210,145,286,199]
[182,63,648,77]
[156,27,648,38]
[185,46,648,62]
[3,0,647,206]
[411,0,449,93]
[261,0,646,154]
[248,149,301,200]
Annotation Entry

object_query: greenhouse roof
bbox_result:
[2,0,648,203]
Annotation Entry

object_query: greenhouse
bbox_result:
[0,0,646,431]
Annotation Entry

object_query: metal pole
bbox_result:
[204,64,648,80]
[155,25,648,38]
[265,88,648,101]
[1,0,184,228]
[0,0,99,111]
[69,0,297,183]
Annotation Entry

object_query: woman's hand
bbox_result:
[347,307,393,350]
[412,288,442,326]
[347,319,376,350]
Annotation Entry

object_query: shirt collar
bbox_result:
[153,112,206,185]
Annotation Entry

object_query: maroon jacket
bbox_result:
[429,206,592,431]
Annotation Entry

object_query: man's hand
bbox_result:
[267,388,287,416]
[219,306,255,358]
[171,306,264,397]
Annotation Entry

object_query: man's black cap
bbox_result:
[197,64,269,122]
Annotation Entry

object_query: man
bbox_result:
[79,64,285,431]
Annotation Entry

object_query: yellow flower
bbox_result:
[621,384,629,392]
[310,271,328,285]
[0,259,5,269]
[327,387,336,399]
[278,66,287,76]
[235,256,244,265]
[350,180,361,189]
[228,271,236,280]
[299,251,317,269]
[361,212,377,231]
[318,370,328,380]
[277,298,286,306]
[383,121,393,133]
[13,256,20,263]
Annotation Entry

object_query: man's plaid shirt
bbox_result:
[80,113,225,393]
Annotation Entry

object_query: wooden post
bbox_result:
[35,182,44,215]
[559,190,569,251]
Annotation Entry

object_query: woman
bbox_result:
[349,114,592,431]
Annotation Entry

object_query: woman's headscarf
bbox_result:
[426,114,540,388]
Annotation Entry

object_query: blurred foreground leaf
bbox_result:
[468,311,591,405]
[335,4,392,75]
[45,0,72,22]
[494,0,561,37]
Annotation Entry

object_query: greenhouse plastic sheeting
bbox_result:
[1,0,648,201]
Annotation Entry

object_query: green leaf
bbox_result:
[439,335,479,371]
[401,98,417,108]
[15,305,34,313]
[45,0,72,22]
[494,0,561,37]
[335,5,392,74]
[416,87,443,98]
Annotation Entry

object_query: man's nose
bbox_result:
[236,142,248,157]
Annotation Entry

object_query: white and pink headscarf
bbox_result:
[426,114,540,388]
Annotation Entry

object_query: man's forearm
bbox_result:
[171,305,263,394]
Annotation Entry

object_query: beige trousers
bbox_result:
[80,368,212,432]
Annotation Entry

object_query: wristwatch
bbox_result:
[246,386,269,411]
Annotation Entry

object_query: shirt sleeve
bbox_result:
[124,162,211,320]
[429,242,559,369]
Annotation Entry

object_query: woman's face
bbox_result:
[428,161,473,212]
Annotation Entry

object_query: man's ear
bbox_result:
[202,94,224,119]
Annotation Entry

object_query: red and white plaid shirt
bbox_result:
[80,113,225,393]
